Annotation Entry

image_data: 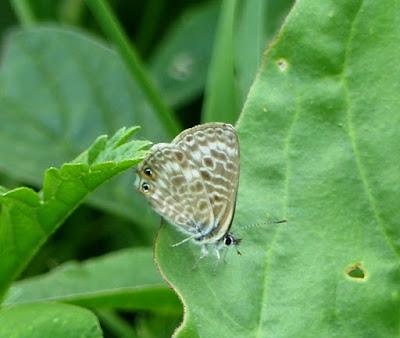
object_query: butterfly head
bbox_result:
[221,233,242,255]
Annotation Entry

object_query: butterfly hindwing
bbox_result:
[136,143,215,236]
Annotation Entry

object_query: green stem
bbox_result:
[136,0,166,54]
[201,0,238,124]
[85,0,181,137]
[10,0,36,27]
[59,0,85,25]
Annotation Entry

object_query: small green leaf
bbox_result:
[0,127,149,299]
[0,303,102,338]
[4,247,181,315]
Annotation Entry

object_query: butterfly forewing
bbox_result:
[172,124,239,240]
[136,123,239,244]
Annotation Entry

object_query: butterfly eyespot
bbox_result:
[141,182,151,193]
[144,167,152,176]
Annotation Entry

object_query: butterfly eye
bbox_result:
[144,167,152,176]
[224,235,233,246]
[141,182,151,193]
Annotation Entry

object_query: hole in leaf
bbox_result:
[276,58,288,72]
[346,263,367,280]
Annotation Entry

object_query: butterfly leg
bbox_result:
[214,247,221,260]
[192,245,209,270]
[172,222,205,247]
[170,233,198,247]
[200,244,209,259]
[221,246,229,263]
[211,247,229,273]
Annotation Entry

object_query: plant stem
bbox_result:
[201,0,238,124]
[85,0,181,137]
[136,0,166,54]
[10,0,36,27]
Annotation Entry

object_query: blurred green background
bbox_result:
[0,0,292,336]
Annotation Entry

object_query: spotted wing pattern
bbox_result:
[172,123,239,240]
[136,123,240,243]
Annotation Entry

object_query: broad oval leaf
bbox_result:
[0,26,164,231]
[155,0,400,337]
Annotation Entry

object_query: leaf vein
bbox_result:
[342,0,400,259]
[254,83,301,337]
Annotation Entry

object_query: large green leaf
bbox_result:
[0,26,165,231]
[0,127,149,299]
[4,247,181,315]
[0,9,216,227]
[155,0,400,337]
[0,302,102,338]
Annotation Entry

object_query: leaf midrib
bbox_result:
[254,79,302,338]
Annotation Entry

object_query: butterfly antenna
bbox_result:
[241,218,288,230]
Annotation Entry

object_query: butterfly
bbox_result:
[135,123,241,260]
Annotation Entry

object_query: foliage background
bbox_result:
[1,0,399,337]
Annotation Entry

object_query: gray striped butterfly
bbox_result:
[135,123,241,260]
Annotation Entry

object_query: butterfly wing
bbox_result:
[136,143,215,237]
[172,123,240,241]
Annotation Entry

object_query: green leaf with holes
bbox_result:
[155,0,400,337]
[0,127,150,299]
[0,303,102,338]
